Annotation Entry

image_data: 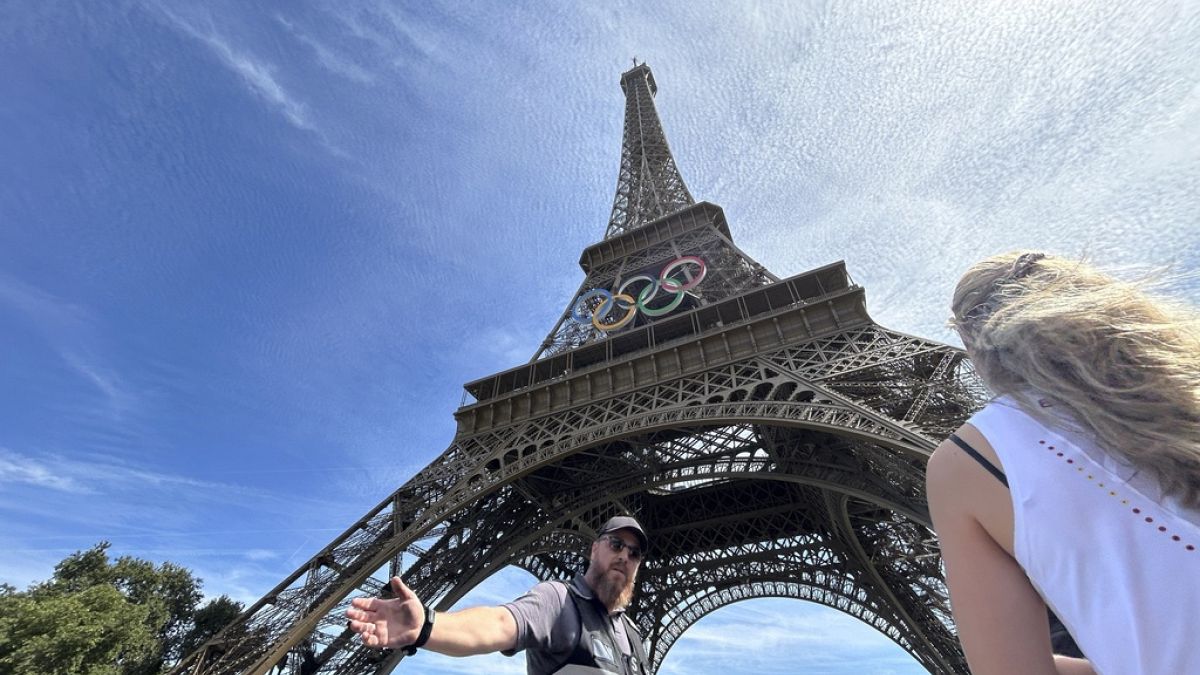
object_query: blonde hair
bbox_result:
[951,252,1200,510]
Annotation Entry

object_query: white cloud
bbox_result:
[0,448,251,504]
[471,326,540,370]
[372,2,446,65]
[325,6,393,54]
[245,548,280,561]
[275,14,375,85]
[59,351,139,417]
[151,3,335,143]
[660,600,923,674]
[0,274,88,330]
[0,448,89,493]
[192,30,311,130]
[0,277,141,420]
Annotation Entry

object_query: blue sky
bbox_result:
[2,1,1198,672]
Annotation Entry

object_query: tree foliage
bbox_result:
[176,594,244,661]
[0,543,244,675]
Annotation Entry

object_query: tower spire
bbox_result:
[605,63,695,238]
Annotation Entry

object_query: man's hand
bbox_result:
[346,577,519,657]
[345,577,424,649]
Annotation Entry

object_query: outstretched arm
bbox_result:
[346,577,518,657]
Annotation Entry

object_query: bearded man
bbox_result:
[346,516,651,675]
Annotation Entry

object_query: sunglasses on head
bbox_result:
[601,534,643,560]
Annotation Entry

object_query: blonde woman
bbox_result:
[927,252,1200,674]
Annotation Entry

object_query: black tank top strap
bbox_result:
[948,433,1009,487]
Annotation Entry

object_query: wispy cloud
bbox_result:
[372,3,443,64]
[0,443,364,568]
[659,599,924,674]
[0,448,89,493]
[678,603,899,651]
[244,548,279,562]
[0,274,89,335]
[59,351,138,417]
[146,2,364,161]
[0,276,141,418]
[157,7,313,131]
[275,15,374,85]
[326,7,393,54]
[320,2,465,86]
[470,326,540,369]
[0,447,247,499]
[0,446,352,596]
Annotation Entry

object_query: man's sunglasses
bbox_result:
[601,535,643,560]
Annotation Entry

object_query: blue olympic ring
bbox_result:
[571,256,707,331]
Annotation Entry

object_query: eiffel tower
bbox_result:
[176,62,985,675]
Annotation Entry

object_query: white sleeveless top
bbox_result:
[968,397,1200,675]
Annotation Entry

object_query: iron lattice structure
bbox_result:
[175,63,985,675]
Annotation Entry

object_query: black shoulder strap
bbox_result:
[562,588,594,669]
[621,614,649,673]
[555,583,615,673]
[555,584,647,675]
[948,433,1008,487]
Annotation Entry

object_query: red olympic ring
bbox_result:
[571,256,707,331]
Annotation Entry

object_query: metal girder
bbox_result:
[173,334,979,674]
[174,373,973,674]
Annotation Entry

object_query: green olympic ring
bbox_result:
[571,256,707,331]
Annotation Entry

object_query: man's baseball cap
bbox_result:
[598,516,649,552]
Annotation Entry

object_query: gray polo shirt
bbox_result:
[502,573,634,674]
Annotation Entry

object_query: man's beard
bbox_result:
[594,565,636,611]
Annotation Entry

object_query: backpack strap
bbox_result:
[620,613,649,673]
[562,588,601,670]
[551,581,619,673]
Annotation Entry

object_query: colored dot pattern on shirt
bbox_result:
[1040,439,1194,553]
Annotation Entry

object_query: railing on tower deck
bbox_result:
[460,260,862,408]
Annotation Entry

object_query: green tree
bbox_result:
[176,594,244,661]
[0,584,154,675]
[0,543,244,675]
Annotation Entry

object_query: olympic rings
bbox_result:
[572,256,707,331]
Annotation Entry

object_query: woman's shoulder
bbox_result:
[928,421,1006,492]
